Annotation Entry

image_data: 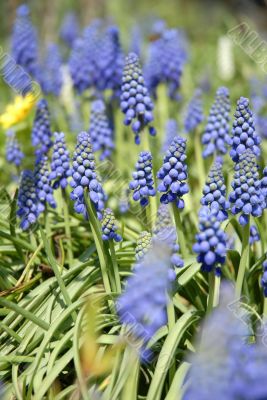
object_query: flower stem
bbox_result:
[61,188,74,267]
[207,274,220,313]
[109,240,122,294]
[172,204,187,259]
[235,218,250,299]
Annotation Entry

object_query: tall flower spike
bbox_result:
[157,136,189,209]
[201,159,229,221]
[50,132,72,189]
[17,170,40,230]
[32,99,53,156]
[161,119,178,153]
[34,155,56,212]
[229,150,265,225]
[5,130,24,167]
[261,260,267,297]
[101,208,122,242]
[89,100,114,160]
[60,12,79,48]
[184,89,204,133]
[11,4,39,78]
[40,43,63,96]
[117,241,175,361]
[135,231,152,261]
[129,151,156,207]
[193,206,227,275]
[230,96,261,162]
[249,224,260,245]
[120,52,156,144]
[70,131,106,220]
[202,87,231,158]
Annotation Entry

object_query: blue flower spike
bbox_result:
[50,132,72,190]
[5,130,24,168]
[101,208,122,242]
[17,170,40,231]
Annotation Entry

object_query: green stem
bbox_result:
[207,274,220,313]
[84,192,112,294]
[235,218,250,299]
[263,298,267,319]
[172,204,187,259]
[62,188,74,267]
[109,240,122,293]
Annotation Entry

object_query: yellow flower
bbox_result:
[0,93,36,129]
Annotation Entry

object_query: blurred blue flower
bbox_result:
[5,130,24,167]
[40,43,63,96]
[161,119,178,153]
[60,12,79,48]
[32,99,53,157]
[249,224,260,245]
[261,260,267,297]
[184,89,204,133]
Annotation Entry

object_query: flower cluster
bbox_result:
[5,130,24,167]
[34,155,56,212]
[193,206,227,275]
[157,136,189,209]
[50,132,72,189]
[101,208,122,242]
[60,12,79,48]
[120,52,156,144]
[201,160,229,221]
[229,150,265,225]
[230,97,261,162]
[17,170,40,230]
[40,43,63,96]
[261,260,267,297]
[89,100,114,160]
[261,167,267,202]
[161,119,178,153]
[184,89,204,133]
[70,131,106,219]
[249,225,260,245]
[117,241,175,360]
[135,231,152,261]
[202,87,231,158]
[32,99,53,156]
[129,151,156,207]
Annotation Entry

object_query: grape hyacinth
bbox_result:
[249,225,260,245]
[34,155,56,212]
[120,52,156,144]
[261,167,267,202]
[157,136,189,209]
[89,100,114,160]
[101,208,122,242]
[201,160,229,221]
[60,12,79,48]
[230,97,261,162]
[129,151,156,207]
[70,131,106,219]
[119,188,130,214]
[117,241,175,360]
[5,130,24,167]
[17,170,40,230]
[161,119,178,153]
[193,206,227,275]
[202,87,231,158]
[184,89,204,133]
[261,260,267,297]
[41,43,63,96]
[50,132,72,189]
[229,150,265,225]
[135,231,152,261]
[32,99,53,156]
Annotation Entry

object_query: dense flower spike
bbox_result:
[60,12,79,48]
[193,206,227,275]
[17,170,40,230]
[101,208,122,242]
[230,97,261,162]
[89,100,114,160]
[261,260,267,297]
[229,150,265,225]
[249,224,260,245]
[120,52,156,144]
[117,241,175,360]
[135,231,152,261]
[32,99,53,156]
[157,136,189,209]
[201,160,229,221]
[184,284,267,400]
[40,44,63,96]
[34,155,56,212]
[184,89,204,133]
[161,119,178,153]
[70,131,106,219]
[129,151,156,207]
[5,130,24,167]
[11,4,39,78]
[261,167,267,202]
[50,132,72,189]
[202,87,231,158]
